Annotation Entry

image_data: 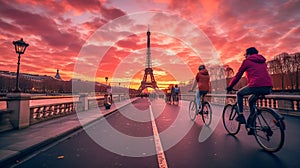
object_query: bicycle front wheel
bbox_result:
[222,104,240,135]
[189,101,197,121]
[202,102,212,126]
[254,108,285,152]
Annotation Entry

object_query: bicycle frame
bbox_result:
[256,107,286,130]
[193,94,206,111]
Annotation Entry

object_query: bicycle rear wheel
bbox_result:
[189,101,197,121]
[222,104,240,135]
[253,108,285,152]
[202,102,212,126]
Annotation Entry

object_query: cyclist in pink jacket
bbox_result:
[226,47,273,126]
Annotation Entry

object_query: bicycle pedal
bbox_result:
[247,129,254,135]
[266,128,273,136]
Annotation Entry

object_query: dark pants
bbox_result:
[237,86,272,114]
[172,92,179,102]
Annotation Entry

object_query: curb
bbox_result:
[0,125,83,168]
[0,98,139,167]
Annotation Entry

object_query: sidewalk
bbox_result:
[0,98,139,167]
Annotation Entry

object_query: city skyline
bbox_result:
[0,0,299,89]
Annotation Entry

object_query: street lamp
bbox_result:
[13,38,29,92]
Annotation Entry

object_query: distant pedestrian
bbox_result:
[171,84,180,104]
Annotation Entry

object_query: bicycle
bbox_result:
[188,91,212,126]
[222,90,286,152]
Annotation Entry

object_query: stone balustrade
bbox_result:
[0,93,130,133]
[181,93,300,116]
[30,101,78,125]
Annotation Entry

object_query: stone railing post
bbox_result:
[78,93,88,111]
[7,93,31,129]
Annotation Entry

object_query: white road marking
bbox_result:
[149,105,169,168]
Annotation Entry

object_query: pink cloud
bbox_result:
[0,0,127,80]
[64,0,102,13]
[0,0,299,85]
[166,0,300,72]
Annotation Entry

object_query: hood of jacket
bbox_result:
[246,54,266,64]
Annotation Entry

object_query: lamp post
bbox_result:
[13,38,29,92]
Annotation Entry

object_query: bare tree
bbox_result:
[290,52,300,90]
[208,65,224,81]
[274,53,289,90]
[283,54,297,90]
[267,59,280,75]
[223,65,234,78]
[207,64,235,81]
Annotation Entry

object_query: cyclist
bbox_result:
[172,84,180,104]
[165,85,172,103]
[226,47,273,128]
[190,65,210,112]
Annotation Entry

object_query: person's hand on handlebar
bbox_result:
[188,89,194,93]
[226,86,233,92]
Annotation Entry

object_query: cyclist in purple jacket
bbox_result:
[226,47,273,126]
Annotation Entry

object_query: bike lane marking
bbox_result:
[149,104,169,168]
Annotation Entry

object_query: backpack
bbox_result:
[174,87,179,93]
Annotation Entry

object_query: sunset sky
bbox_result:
[0,0,299,89]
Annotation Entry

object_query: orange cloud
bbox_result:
[0,0,299,86]
[199,0,222,21]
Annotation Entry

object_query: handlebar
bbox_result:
[188,90,196,93]
[226,88,238,94]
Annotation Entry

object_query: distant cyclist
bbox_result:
[172,84,180,103]
[165,85,172,103]
[226,47,273,126]
[190,65,210,111]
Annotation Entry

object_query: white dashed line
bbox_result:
[149,105,169,168]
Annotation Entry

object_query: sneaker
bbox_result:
[247,128,254,135]
[235,114,246,124]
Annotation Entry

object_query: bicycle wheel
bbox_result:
[222,104,240,135]
[202,102,212,126]
[253,108,285,152]
[189,101,197,121]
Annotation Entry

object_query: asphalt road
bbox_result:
[10,98,300,168]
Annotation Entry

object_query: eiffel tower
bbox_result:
[138,25,158,92]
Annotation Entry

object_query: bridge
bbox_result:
[0,93,300,167]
